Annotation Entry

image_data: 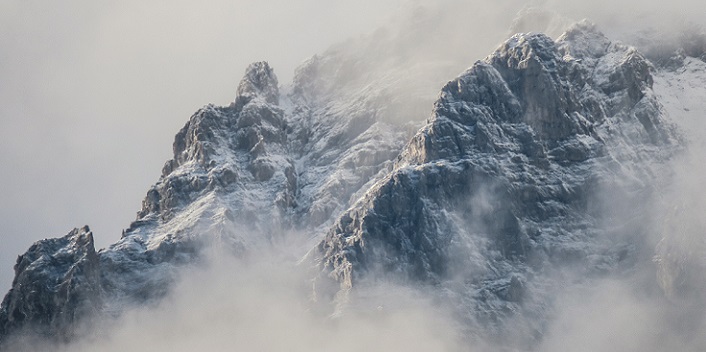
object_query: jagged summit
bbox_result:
[314,24,678,345]
[557,20,613,60]
[235,61,279,106]
[401,25,661,165]
[0,226,100,342]
[0,20,699,349]
[107,60,294,302]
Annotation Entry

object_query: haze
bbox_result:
[1,0,706,350]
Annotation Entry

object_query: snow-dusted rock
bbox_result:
[0,227,101,341]
[0,19,700,349]
[313,22,678,345]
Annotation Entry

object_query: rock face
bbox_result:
[0,20,695,348]
[313,22,678,343]
[99,61,296,309]
[0,227,101,341]
[0,50,416,344]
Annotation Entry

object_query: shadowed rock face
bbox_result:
[99,61,295,313]
[314,23,678,344]
[0,21,692,349]
[236,61,280,106]
[0,227,101,342]
[0,63,293,346]
[0,48,412,343]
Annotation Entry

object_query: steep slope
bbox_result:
[1,8,521,344]
[0,227,100,342]
[1,18,702,349]
[99,61,299,308]
[313,21,679,345]
[0,62,296,342]
[0,33,429,341]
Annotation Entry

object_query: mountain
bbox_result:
[312,21,679,345]
[1,19,703,350]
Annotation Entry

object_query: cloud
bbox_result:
[2,0,706,350]
[5,248,463,352]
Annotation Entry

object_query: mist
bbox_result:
[0,0,407,293]
[3,247,463,352]
[2,0,706,350]
[536,122,706,351]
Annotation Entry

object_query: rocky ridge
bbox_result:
[313,21,679,344]
[0,227,100,341]
[0,55,415,346]
[0,20,698,349]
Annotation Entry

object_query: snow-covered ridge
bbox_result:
[0,227,100,341]
[0,42,416,343]
[313,21,679,346]
[0,19,703,348]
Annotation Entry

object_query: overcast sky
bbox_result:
[0,0,410,292]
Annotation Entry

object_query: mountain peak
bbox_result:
[235,61,279,106]
[315,23,677,344]
[0,226,101,342]
[0,17,697,350]
[557,19,612,60]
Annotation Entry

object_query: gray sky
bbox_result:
[0,0,408,292]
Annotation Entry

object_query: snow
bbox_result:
[4,18,706,349]
[313,24,684,346]
[653,57,706,132]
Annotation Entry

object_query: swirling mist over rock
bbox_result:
[2,1,706,351]
[313,22,679,347]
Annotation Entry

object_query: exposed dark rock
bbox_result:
[313,24,678,345]
[0,227,101,344]
[0,20,694,350]
[235,61,280,106]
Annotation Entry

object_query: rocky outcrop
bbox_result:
[313,22,678,344]
[102,62,296,308]
[0,19,696,349]
[0,63,296,345]
[0,47,418,344]
[0,227,101,342]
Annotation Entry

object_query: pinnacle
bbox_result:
[235,61,280,106]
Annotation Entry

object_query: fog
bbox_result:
[1,246,464,352]
[537,108,706,352]
[2,0,706,350]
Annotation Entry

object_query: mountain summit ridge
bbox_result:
[314,22,677,343]
[0,21,697,349]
